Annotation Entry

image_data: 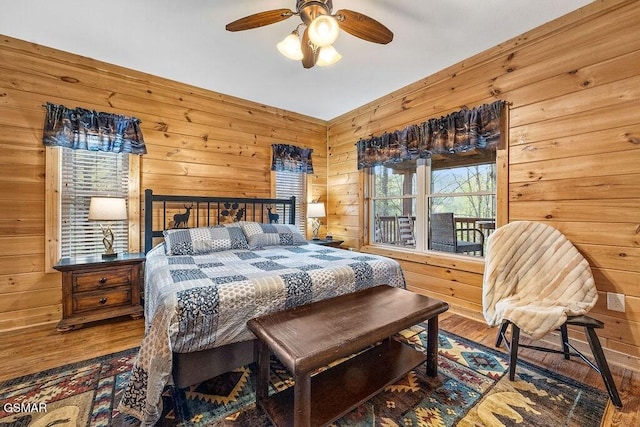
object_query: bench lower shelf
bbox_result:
[258,339,427,427]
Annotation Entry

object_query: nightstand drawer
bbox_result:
[73,287,131,313]
[73,267,132,293]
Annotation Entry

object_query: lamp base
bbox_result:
[99,224,117,260]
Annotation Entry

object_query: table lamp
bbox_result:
[88,197,127,258]
[307,202,326,240]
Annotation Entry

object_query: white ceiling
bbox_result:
[1,0,592,120]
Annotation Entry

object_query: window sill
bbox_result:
[360,244,485,274]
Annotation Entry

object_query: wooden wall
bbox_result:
[0,35,327,331]
[327,0,640,369]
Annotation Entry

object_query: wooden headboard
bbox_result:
[144,189,296,253]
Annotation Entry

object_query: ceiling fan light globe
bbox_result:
[308,15,339,47]
[277,32,304,60]
[317,45,342,66]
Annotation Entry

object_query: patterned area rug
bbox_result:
[0,323,608,426]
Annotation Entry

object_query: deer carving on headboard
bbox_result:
[267,207,279,224]
[173,204,193,228]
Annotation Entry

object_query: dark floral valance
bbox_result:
[356,100,506,169]
[42,102,147,154]
[271,144,314,174]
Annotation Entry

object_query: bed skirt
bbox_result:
[172,339,257,388]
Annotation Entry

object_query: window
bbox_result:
[369,153,496,257]
[45,147,140,271]
[60,148,130,258]
[274,170,307,235]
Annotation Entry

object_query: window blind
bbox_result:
[60,148,129,258]
[275,170,306,234]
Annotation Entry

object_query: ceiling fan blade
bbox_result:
[301,27,318,69]
[226,9,294,32]
[334,9,393,44]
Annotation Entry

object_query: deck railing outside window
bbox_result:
[374,215,494,256]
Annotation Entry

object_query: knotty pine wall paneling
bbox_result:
[0,35,327,331]
[327,0,640,370]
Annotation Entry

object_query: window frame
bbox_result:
[364,124,508,256]
[366,158,502,254]
[45,147,140,272]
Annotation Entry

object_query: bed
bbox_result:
[118,190,406,425]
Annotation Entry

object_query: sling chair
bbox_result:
[482,220,622,408]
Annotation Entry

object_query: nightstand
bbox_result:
[53,252,145,332]
[309,238,344,248]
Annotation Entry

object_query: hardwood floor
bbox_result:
[0,317,145,381]
[0,312,637,425]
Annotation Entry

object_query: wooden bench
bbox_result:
[247,285,449,427]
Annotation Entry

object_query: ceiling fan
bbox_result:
[226,0,393,69]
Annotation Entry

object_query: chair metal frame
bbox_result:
[496,315,623,408]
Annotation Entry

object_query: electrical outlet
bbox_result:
[606,292,625,312]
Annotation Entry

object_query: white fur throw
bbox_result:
[482,221,598,340]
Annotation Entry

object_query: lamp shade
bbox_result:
[88,197,127,221]
[277,31,304,60]
[308,15,339,47]
[307,202,326,218]
[317,45,342,66]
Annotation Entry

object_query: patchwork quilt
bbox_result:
[118,243,406,425]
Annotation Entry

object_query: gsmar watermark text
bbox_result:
[3,402,47,413]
